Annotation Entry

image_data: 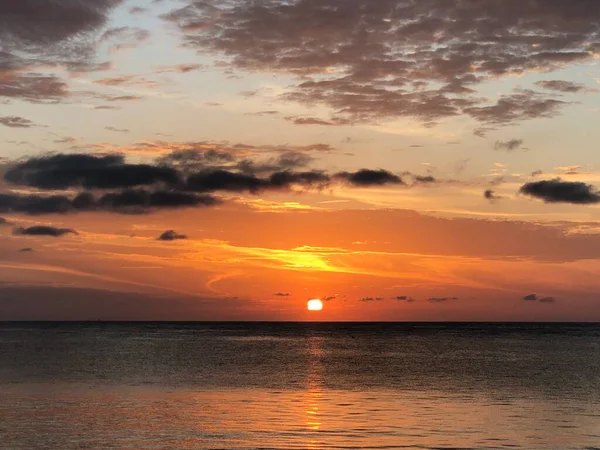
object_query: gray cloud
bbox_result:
[19,247,34,252]
[335,169,403,187]
[13,225,77,237]
[5,153,180,190]
[164,0,597,126]
[3,152,436,214]
[520,179,600,204]
[0,190,220,215]
[428,297,458,303]
[360,297,384,302]
[535,80,588,93]
[0,1,123,102]
[157,230,187,241]
[494,139,524,152]
[0,116,36,128]
[484,189,502,201]
[394,296,415,302]
[274,292,290,296]
[105,126,130,133]
[523,293,555,303]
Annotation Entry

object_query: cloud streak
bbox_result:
[13,225,77,237]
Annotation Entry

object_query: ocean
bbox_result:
[0,322,599,449]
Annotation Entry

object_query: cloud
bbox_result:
[19,247,34,252]
[106,95,144,102]
[0,0,122,49]
[0,190,220,215]
[464,90,565,125]
[98,189,220,212]
[494,139,524,152]
[535,80,588,93]
[360,297,384,302]
[13,225,77,237]
[428,297,458,303]
[5,153,180,190]
[95,75,158,88]
[155,63,205,73]
[1,192,77,214]
[163,0,597,126]
[484,189,502,201]
[274,292,290,296]
[531,170,544,177]
[105,126,130,133]
[523,293,555,303]
[157,230,187,241]
[0,116,36,128]
[520,179,600,204]
[335,169,403,187]
[284,116,351,126]
[0,217,6,225]
[394,296,415,302]
[100,26,150,52]
[3,152,436,214]
[0,1,123,102]
[94,105,121,110]
[185,169,329,193]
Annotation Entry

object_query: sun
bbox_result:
[307,299,324,311]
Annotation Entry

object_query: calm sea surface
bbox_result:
[0,322,599,449]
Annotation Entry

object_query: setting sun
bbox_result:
[307,299,324,311]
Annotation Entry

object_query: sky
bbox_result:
[2,0,600,321]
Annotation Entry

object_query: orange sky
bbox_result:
[2,0,600,320]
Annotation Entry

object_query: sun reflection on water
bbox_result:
[306,335,324,437]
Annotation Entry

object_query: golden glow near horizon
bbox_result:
[307,299,324,311]
[4,0,600,321]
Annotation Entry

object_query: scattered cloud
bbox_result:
[157,230,187,241]
[484,189,502,202]
[428,297,458,303]
[105,126,130,133]
[360,297,384,302]
[523,293,555,304]
[494,139,524,152]
[274,292,290,297]
[100,26,150,53]
[284,116,351,126]
[155,63,205,73]
[0,190,219,215]
[106,95,144,102]
[535,80,588,93]
[520,179,600,204]
[13,226,77,237]
[19,247,34,252]
[394,296,415,302]
[163,0,597,127]
[0,116,36,128]
[335,169,403,187]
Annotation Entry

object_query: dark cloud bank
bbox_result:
[1,152,436,214]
